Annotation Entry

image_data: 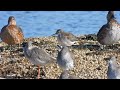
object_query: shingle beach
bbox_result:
[0,34,120,79]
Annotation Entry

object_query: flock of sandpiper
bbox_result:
[0,11,120,79]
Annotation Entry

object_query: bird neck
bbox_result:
[109,61,117,70]
[23,46,32,57]
[8,20,16,26]
[58,32,62,36]
[107,19,118,28]
[62,47,69,53]
[107,11,114,20]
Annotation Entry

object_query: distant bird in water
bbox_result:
[52,29,79,46]
[107,56,120,79]
[0,16,24,56]
[22,41,56,79]
[57,45,74,72]
[97,11,120,49]
[59,70,79,79]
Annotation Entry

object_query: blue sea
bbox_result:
[0,11,120,38]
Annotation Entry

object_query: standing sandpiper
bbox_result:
[57,45,74,74]
[22,41,56,79]
[52,29,79,46]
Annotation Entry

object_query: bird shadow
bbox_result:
[71,44,101,51]
[71,44,120,56]
[72,44,120,50]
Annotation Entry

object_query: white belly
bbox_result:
[29,58,46,65]
[57,35,75,46]
[58,52,74,70]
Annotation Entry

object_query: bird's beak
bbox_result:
[57,45,63,52]
[57,45,62,49]
[51,33,57,37]
[22,42,27,47]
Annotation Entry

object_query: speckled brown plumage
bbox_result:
[53,29,78,46]
[0,16,24,45]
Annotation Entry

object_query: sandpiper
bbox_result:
[107,56,120,79]
[52,29,79,46]
[22,41,56,79]
[57,45,74,72]
[0,16,24,56]
[97,11,120,48]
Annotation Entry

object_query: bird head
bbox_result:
[108,56,117,65]
[8,16,16,25]
[22,41,33,48]
[52,29,63,36]
[107,11,116,22]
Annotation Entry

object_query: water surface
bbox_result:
[0,11,120,38]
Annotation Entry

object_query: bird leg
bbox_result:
[40,66,46,78]
[37,65,40,79]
